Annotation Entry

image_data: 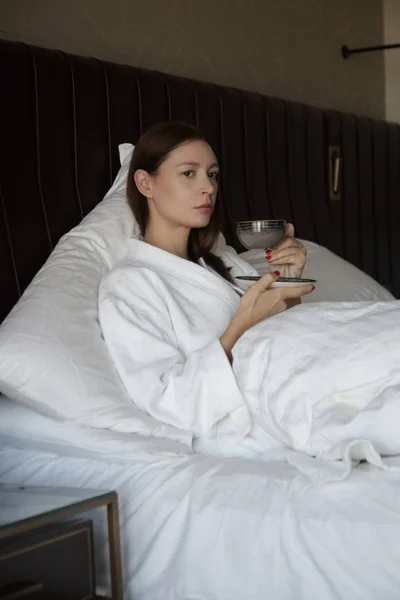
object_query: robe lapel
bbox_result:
[128,239,240,310]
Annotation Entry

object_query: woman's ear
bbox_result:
[134,169,153,198]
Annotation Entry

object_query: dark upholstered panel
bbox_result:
[387,125,400,298]
[1,39,400,321]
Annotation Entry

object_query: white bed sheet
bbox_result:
[1,397,400,600]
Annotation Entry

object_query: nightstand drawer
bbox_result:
[0,520,95,600]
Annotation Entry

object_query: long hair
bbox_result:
[126,122,233,283]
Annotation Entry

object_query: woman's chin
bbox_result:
[188,214,212,228]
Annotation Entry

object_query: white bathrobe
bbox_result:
[99,238,254,437]
[99,238,400,480]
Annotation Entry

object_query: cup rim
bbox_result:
[236,219,286,225]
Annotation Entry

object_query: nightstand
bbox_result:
[0,484,123,599]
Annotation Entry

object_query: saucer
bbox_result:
[235,276,317,289]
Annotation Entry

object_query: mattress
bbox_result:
[1,396,400,600]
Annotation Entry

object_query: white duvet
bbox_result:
[99,239,400,482]
[233,300,400,481]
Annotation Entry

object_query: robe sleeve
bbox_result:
[98,264,245,435]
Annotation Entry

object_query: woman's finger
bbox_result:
[279,284,314,299]
[285,223,295,238]
[272,235,305,253]
[255,272,279,292]
[273,236,296,251]
[267,249,306,266]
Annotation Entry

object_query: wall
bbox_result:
[384,0,400,123]
[0,0,385,119]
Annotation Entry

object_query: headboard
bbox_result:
[1,39,400,322]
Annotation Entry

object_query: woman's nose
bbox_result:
[202,176,215,195]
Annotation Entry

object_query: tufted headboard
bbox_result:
[1,39,400,322]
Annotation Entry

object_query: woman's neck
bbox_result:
[144,220,190,260]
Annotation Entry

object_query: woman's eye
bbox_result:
[183,170,194,177]
[208,172,219,180]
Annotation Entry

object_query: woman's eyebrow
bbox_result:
[177,161,219,169]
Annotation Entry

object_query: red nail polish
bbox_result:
[265,250,271,255]
[274,271,280,276]
[266,256,271,261]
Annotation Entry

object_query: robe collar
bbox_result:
[128,239,241,310]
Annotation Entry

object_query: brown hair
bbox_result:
[126,122,233,283]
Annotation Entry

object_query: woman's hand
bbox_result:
[220,272,314,360]
[266,223,307,279]
[234,271,313,331]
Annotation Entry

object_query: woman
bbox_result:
[99,122,314,436]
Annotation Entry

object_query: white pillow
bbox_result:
[0,147,127,415]
[239,242,394,303]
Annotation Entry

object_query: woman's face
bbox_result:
[136,139,219,230]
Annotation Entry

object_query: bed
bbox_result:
[1,39,400,599]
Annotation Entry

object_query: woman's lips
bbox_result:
[196,205,213,213]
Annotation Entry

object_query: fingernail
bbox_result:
[274,271,280,276]
[265,250,271,256]
[266,255,272,261]
[311,286,315,291]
